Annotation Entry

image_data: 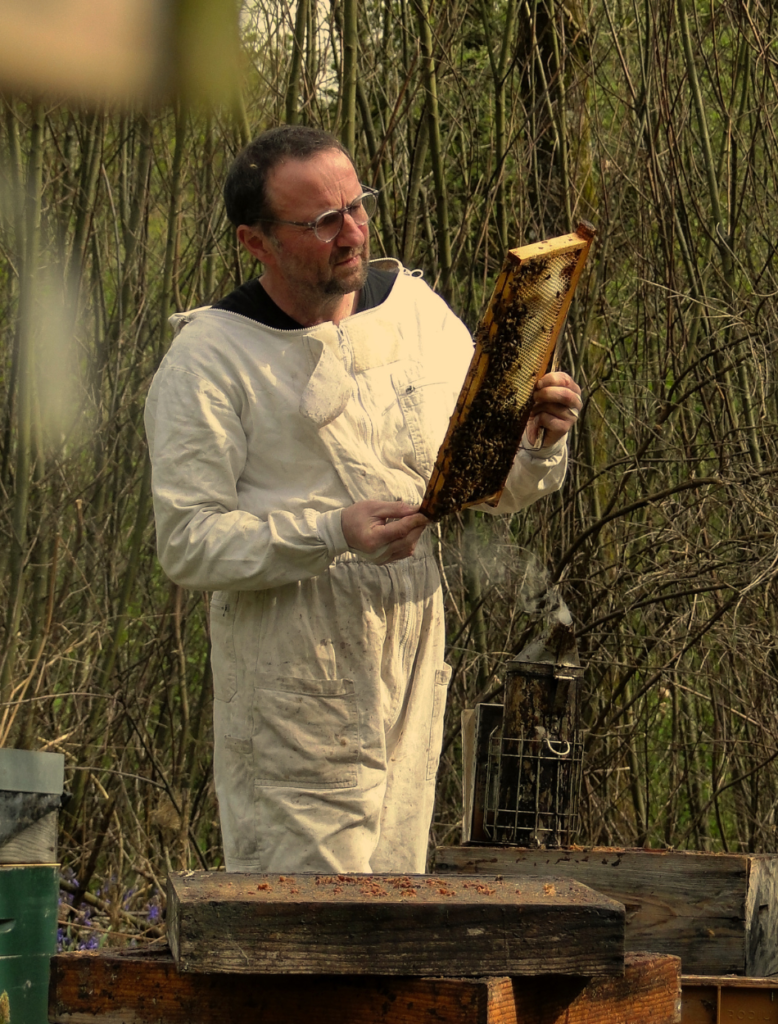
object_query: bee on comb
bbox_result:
[421,222,595,521]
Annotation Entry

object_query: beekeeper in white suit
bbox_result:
[144,125,582,873]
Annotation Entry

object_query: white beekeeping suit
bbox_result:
[145,263,567,873]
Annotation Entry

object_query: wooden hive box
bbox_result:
[0,748,64,865]
[167,871,625,977]
[49,948,681,1024]
[0,749,64,1024]
[436,846,778,976]
[681,973,778,1023]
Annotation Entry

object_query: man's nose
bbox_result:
[335,212,367,247]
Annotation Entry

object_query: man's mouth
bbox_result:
[333,249,364,268]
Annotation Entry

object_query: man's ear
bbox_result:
[237,224,275,264]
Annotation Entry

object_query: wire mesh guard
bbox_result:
[484,730,583,847]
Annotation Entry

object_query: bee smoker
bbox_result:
[462,622,584,848]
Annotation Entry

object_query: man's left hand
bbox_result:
[526,371,582,447]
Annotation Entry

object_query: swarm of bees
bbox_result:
[421,224,595,521]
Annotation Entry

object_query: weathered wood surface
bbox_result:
[744,855,778,979]
[435,846,778,976]
[48,949,679,1024]
[681,974,778,1024]
[0,810,57,864]
[512,951,681,1024]
[167,871,625,977]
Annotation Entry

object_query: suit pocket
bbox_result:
[393,371,453,480]
[426,664,453,780]
[252,674,359,789]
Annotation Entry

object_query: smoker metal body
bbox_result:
[462,643,584,848]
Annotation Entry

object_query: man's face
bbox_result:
[261,149,370,303]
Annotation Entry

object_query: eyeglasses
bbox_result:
[262,186,379,243]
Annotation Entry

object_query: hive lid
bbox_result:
[0,749,65,794]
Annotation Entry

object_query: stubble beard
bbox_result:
[322,245,369,297]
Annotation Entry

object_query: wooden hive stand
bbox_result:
[48,947,681,1024]
[48,870,683,1023]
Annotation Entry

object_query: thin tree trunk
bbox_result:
[0,103,24,529]
[341,0,358,153]
[286,0,309,124]
[479,0,519,250]
[356,80,396,256]
[68,111,104,302]
[402,111,429,265]
[413,0,453,298]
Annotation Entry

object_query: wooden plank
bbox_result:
[680,984,718,1024]
[462,709,477,841]
[48,949,679,1024]
[683,974,778,988]
[745,854,778,975]
[167,871,625,977]
[682,975,778,1023]
[435,846,778,976]
[0,811,57,864]
[719,988,778,1023]
[48,949,489,1024]
[462,704,503,844]
[510,951,681,1024]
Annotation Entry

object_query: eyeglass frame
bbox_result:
[259,186,380,243]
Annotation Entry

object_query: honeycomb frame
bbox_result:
[421,221,596,521]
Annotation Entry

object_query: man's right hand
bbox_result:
[341,500,430,565]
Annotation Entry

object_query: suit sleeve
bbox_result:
[145,365,349,591]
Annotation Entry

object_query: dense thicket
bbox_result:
[1,0,776,945]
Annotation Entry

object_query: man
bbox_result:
[144,125,582,874]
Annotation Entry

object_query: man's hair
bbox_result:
[223,125,353,229]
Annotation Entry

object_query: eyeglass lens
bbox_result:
[314,191,377,242]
